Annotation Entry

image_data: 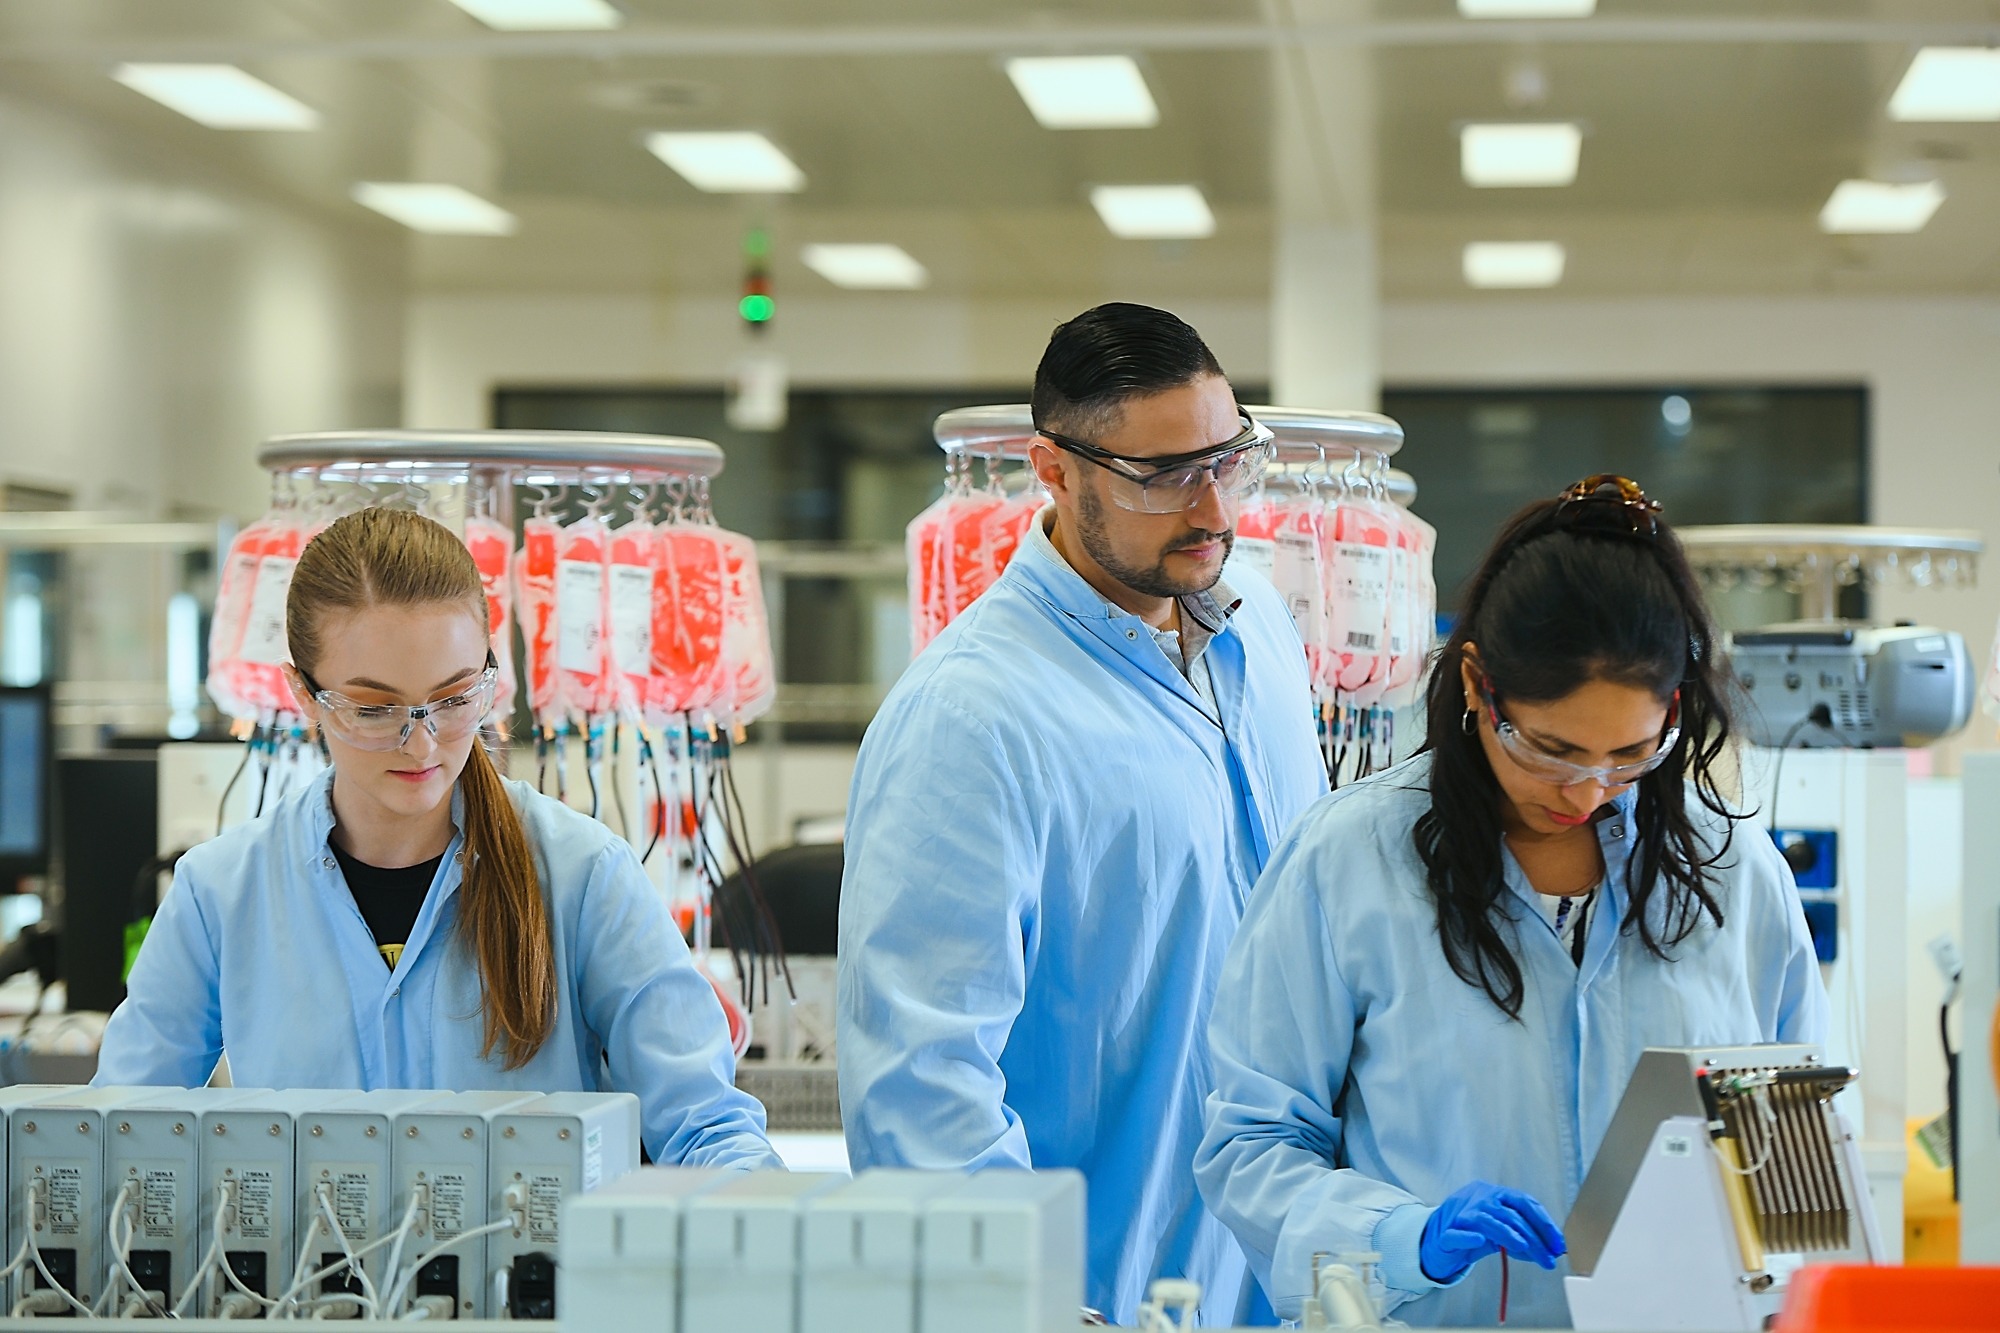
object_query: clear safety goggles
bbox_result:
[1480,677,1682,789]
[298,655,499,753]
[1038,411,1276,514]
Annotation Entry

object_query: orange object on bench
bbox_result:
[1776,1264,2000,1331]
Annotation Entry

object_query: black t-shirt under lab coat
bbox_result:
[329,841,440,970]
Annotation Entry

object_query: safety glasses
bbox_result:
[1038,411,1276,514]
[297,654,498,753]
[1479,676,1682,789]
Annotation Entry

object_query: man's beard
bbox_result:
[1074,482,1234,600]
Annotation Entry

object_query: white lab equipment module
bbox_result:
[918,1169,1086,1333]
[1962,751,2000,1263]
[1564,1047,1880,1332]
[101,1086,252,1317]
[800,1169,964,1333]
[560,1166,731,1331]
[4,1085,142,1315]
[195,1088,318,1317]
[487,1090,640,1319]
[681,1170,846,1333]
[290,1089,448,1317]
[0,1085,72,1313]
[1742,745,1910,1255]
[391,1090,545,1319]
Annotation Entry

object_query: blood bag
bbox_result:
[607,517,655,716]
[651,523,726,723]
[514,514,565,727]
[463,514,518,723]
[555,515,614,716]
[718,529,775,726]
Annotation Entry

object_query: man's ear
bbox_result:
[1029,440,1074,505]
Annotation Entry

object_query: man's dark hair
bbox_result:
[1031,302,1227,439]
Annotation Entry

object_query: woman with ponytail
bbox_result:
[1194,477,1827,1326]
[98,508,778,1169]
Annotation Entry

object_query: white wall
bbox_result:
[0,88,404,700]
[0,90,403,525]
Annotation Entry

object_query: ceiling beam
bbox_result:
[3,16,1998,66]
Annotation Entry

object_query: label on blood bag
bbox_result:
[238,556,299,665]
[608,564,653,676]
[556,559,606,673]
[1387,546,1411,656]
[427,1172,468,1238]
[140,1167,179,1239]
[45,1165,83,1236]
[1227,536,1275,584]
[1328,543,1390,652]
[1272,531,1322,641]
[525,1172,564,1245]
[232,1169,274,1239]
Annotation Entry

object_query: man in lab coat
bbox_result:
[838,303,1328,1325]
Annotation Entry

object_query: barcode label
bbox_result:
[1346,631,1377,649]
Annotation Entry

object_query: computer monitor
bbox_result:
[0,685,52,884]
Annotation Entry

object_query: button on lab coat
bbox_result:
[95,767,780,1170]
[1194,756,1827,1327]
[839,529,1328,1325]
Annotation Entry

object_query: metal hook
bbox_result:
[527,483,555,519]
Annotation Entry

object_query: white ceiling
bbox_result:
[0,0,1995,301]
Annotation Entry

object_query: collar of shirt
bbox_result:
[310,767,468,913]
[1023,503,1241,676]
[1498,785,1640,982]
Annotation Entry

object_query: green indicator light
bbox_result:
[743,228,772,260]
[739,293,775,322]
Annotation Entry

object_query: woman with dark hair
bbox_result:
[1193,477,1827,1327]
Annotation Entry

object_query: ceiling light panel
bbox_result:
[801,244,929,290]
[1463,242,1567,288]
[1817,180,1946,234]
[352,183,518,235]
[1888,47,2000,122]
[445,0,622,30]
[112,65,320,130]
[1458,0,1596,15]
[646,132,805,193]
[1460,123,1582,187]
[1090,185,1215,239]
[1004,56,1159,129]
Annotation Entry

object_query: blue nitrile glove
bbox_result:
[1418,1181,1567,1282]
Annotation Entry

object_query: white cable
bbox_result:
[105,1181,169,1320]
[268,1214,413,1318]
[21,1177,97,1318]
[172,1181,233,1318]
[212,1179,281,1316]
[313,1188,379,1319]
[375,1191,425,1320]
[382,1215,522,1319]
[0,1234,35,1286]
[280,1206,328,1319]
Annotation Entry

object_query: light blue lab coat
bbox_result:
[839,525,1328,1325]
[1194,755,1828,1328]
[95,767,781,1170]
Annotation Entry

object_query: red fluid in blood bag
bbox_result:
[211,517,305,718]
[513,516,564,727]
[718,529,775,725]
[651,525,725,722]
[463,515,517,723]
[906,495,953,655]
[947,493,1007,618]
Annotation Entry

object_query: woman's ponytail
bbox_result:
[456,739,557,1067]
[288,507,557,1068]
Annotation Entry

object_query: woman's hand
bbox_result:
[1418,1181,1567,1281]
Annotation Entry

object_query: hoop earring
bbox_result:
[1461,706,1478,737]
